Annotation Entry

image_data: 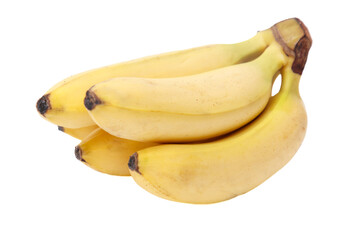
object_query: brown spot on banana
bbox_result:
[84,89,103,111]
[58,126,65,132]
[36,94,51,115]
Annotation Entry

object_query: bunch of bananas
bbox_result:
[36,18,312,204]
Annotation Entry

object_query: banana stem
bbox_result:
[233,30,270,63]
[280,64,301,96]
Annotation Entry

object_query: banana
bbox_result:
[85,42,286,142]
[127,25,312,203]
[58,125,98,140]
[36,21,280,128]
[85,18,307,143]
[128,64,308,204]
[75,128,158,176]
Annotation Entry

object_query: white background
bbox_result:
[1,0,360,239]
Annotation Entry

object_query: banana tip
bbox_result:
[128,152,140,174]
[36,94,51,115]
[84,90,103,111]
[75,146,86,163]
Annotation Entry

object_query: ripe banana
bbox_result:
[128,63,308,204]
[58,125,98,140]
[75,128,158,176]
[128,26,312,203]
[36,27,276,128]
[85,42,286,142]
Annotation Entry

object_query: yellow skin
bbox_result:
[129,63,307,204]
[75,128,158,176]
[87,43,286,142]
[58,125,98,140]
[37,29,275,128]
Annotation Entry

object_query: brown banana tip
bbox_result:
[128,152,141,174]
[58,126,64,132]
[36,94,51,115]
[75,146,86,163]
[84,89,103,111]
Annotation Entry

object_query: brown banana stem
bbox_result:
[271,18,312,75]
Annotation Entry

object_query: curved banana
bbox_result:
[58,125,98,140]
[36,26,276,128]
[128,63,308,204]
[75,128,158,176]
[85,42,286,142]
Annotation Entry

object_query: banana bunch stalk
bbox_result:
[36,18,312,204]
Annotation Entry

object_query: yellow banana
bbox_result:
[58,125,98,140]
[36,22,279,128]
[75,128,158,176]
[128,64,308,204]
[85,42,286,142]
[128,24,312,203]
